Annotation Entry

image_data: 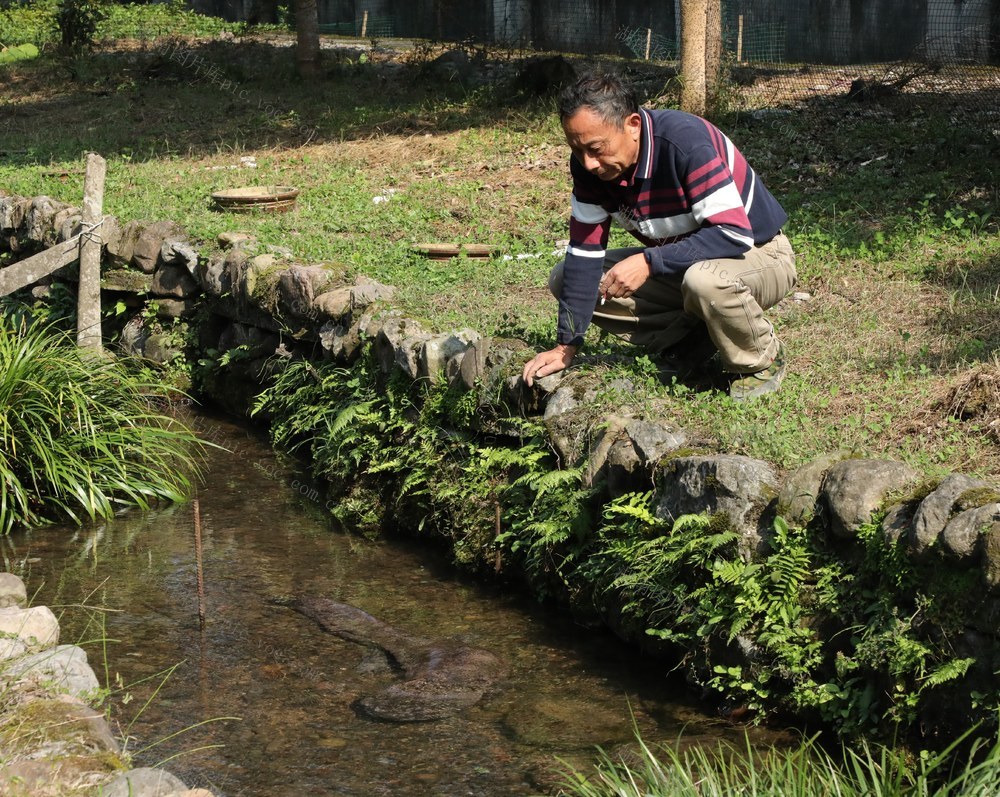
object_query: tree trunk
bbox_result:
[680,0,707,116]
[705,0,723,114]
[294,0,321,81]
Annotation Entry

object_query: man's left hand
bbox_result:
[598,253,651,301]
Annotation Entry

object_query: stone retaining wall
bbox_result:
[0,573,211,797]
[4,193,1000,733]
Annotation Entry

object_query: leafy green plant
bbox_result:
[553,725,1000,797]
[55,0,106,51]
[0,317,204,532]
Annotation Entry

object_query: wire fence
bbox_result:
[304,0,1000,110]
[3,0,996,111]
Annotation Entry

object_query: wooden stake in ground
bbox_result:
[77,153,106,351]
[194,498,206,631]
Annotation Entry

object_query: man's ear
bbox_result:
[624,112,642,140]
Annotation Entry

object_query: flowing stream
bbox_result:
[5,415,790,796]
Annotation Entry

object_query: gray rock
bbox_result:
[981,522,1000,591]
[25,195,67,244]
[0,194,29,231]
[0,605,59,647]
[624,417,688,466]
[98,214,122,254]
[820,459,919,539]
[941,503,1000,560]
[159,238,199,274]
[581,415,629,488]
[911,473,988,554]
[133,221,186,273]
[102,268,155,293]
[4,645,99,698]
[0,637,27,660]
[217,231,256,250]
[313,287,353,321]
[0,572,27,609]
[278,264,336,320]
[542,380,601,466]
[397,332,433,379]
[197,252,229,297]
[53,206,82,242]
[586,416,656,495]
[222,248,258,308]
[428,49,475,83]
[98,767,188,797]
[319,320,363,363]
[880,502,916,546]
[420,330,478,383]
[457,338,490,390]
[50,695,121,753]
[778,451,852,525]
[657,455,779,557]
[350,276,396,308]
[142,330,186,365]
[153,298,197,319]
[374,316,424,375]
[106,219,145,269]
[151,263,200,299]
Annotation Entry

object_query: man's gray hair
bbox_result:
[557,71,639,127]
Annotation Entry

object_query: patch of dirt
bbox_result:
[942,361,1000,444]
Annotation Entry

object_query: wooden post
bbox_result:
[737,14,744,63]
[361,9,369,38]
[77,153,106,351]
[0,234,82,297]
[645,27,652,60]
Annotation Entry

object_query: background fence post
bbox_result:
[77,152,106,352]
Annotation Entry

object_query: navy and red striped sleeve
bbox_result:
[556,162,611,346]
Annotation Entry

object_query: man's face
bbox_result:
[562,107,642,182]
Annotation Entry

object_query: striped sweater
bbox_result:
[557,108,788,347]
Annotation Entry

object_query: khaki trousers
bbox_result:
[549,233,797,373]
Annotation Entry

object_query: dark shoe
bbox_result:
[728,342,786,400]
[654,328,718,379]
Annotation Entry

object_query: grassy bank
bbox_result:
[1,27,997,483]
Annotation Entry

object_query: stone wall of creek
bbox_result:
[3,192,1000,737]
[0,573,212,796]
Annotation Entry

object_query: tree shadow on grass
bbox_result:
[0,39,678,168]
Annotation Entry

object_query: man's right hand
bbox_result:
[522,344,578,387]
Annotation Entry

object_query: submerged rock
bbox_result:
[98,767,188,797]
[0,605,59,648]
[0,572,27,609]
[4,644,100,699]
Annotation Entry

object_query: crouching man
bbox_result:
[522,71,797,400]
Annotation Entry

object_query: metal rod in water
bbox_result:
[194,498,206,630]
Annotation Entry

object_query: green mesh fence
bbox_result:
[319,17,396,40]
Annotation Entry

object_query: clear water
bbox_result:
[5,415,790,796]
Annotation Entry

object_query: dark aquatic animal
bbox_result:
[289,596,506,722]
